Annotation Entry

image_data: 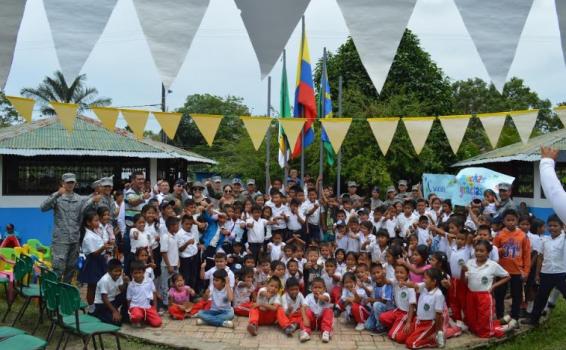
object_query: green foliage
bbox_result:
[0,91,24,127]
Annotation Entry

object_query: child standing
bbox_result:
[130,214,152,256]
[246,206,270,263]
[127,261,162,327]
[160,216,181,311]
[196,269,235,328]
[493,209,531,329]
[92,259,129,325]
[446,225,472,323]
[168,274,196,320]
[299,277,334,343]
[177,215,198,290]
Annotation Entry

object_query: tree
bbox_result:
[20,71,111,115]
[0,92,24,127]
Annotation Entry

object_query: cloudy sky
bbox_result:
[4,0,566,130]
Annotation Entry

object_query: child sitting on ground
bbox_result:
[92,259,129,325]
[196,269,235,328]
[299,277,334,343]
[168,273,195,320]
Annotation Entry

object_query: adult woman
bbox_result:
[219,185,235,210]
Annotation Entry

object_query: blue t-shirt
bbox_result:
[372,283,394,306]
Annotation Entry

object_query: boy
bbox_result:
[160,216,180,310]
[267,231,286,262]
[300,277,334,343]
[92,259,129,325]
[321,258,342,304]
[301,189,324,244]
[346,217,361,253]
[396,200,419,239]
[177,215,198,292]
[255,257,271,287]
[414,215,431,246]
[317,242,332,267]
[127,261,162,327]
[270,190,290,238]
[493,209,531,329]
[475,225,499,262]
[303,247,323,294]
[196,269,235,328]
[365,229,389,265]
[233,268,255,317]
[281,277,305,336]
[365,263,394,333]
[335,221,348,252]
[286,199,305,245]
[246,205,271,262]
[524,214,566,325]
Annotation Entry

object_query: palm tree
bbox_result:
[20,71,111,115]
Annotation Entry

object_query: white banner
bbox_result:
[44,0,117,82]
[556,0,566,67]
[0,0,27,89]
[511,111,538,144]
[235,0,310,78]
[133,0,210,89]
[337,0,417,93]
[455,0,534,92]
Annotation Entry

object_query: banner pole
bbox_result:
[300,15,306,186]
[283,49,289,188]
[318,47,326,197]
[266,76,272,192]
[337,75,343,197]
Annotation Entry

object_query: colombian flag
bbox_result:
[291,29,317,159]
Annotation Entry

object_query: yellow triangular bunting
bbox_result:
[154,112,182,140]
[367,118,399,155]
[438,115,471,154]
[279,119,306,152]
[403,117,435,155]
[240,116,272,151]
[555,106,566,128]
[320,118,352,154]
[478,112,507,148]
[510,110,538,144]
[121,109,149,139]
[6,96,35,123]
[190,114,223,146]
[51,101,78,133]
[92,107,119,132]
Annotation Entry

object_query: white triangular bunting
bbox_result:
[403,117,435,155]
[44,0,117,82]
[0,0,27,89]
[438,115,471,154]
[336,0,417,93]
[555,107,566,128]
[235,0,310,78]
[367,118,399,155]
[556,0,566,67]
[510,110,538,144]
[478,113,507,148]
[455,0,534,92]
[133,0,210,89]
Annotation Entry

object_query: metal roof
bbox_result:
[453,128,566,167]
[0,116,216,164]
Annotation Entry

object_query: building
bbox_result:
[453,128,566,220]
[0,116,215,244]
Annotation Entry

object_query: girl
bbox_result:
[168,274,196,320]
[271,261,287,286]
[379,264,416,344]
[461,240,510,338]
[135,247,156,281]
[482,189,498,216]
[340,272,369,331]
[78,211,112,313]
[407,234,418,258]
[97,207,115,260]
[262,206,274,242]
[399,245,431,283]
[358,221,376,254]
[446,223,472,324]
[335,249,347,276]
[384,245,403,283]
[405,268,447,348]
[142,205,161,278]
[130,214,152,257]
[440,200,453,224]
[247,276,294,336]
[345,251,358,273]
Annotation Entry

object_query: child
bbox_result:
[254,257,271,287]
[322,258,342,305]
[379,265,416,344]
[233,268,255,317]
[446,224,472,323]
[160,216,181,311]
[177,215,199,290]
[415,216,432,246]
[365,229,389,265]
[345,251,358,273]
[286,199,306,246]
[97,207,115,259]
[79,211,112,313]
[493,209,531,328]
[271,261,287,285]
[142,205,161,279]
[130,214,152,255]
[365,263,394,333]
[346,217,361,253]
[196,269,235,328]
[92,259,129,325]
[524,214,566,325]
[247,276,294,336]
[335,221,349,252]
[0,223,20,248]
[358,221,376,254]
[299,277,334,343]
[281,244,296,267]
[246,205,270,262]
[405,268,446,349]
[167,273,195,320]
[281,277,305,336]
[127,261,162,327]
[525,218,545,315]
[396,200,419,238]
[303,247,323,294]
[135,248,156,281]
[462,240,510,338]
[301,189,323,244]
[340,272,369,331]
[399,245,431,283]
[317,242,332,266]
[267,231,286,262]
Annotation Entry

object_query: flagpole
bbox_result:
[300,15,306,186]
[266,76,272,192]
[337,75,343,197]
[283,49,289,188]
[318,47,327,197]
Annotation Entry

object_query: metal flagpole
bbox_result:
[266,76,272,192]
[300,15,305,187]
[318,48,326,197]
[337,75,343,197]
[283,49,289,188]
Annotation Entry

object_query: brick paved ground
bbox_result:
[119,314,533,350]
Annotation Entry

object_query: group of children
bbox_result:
[76,180,566,349]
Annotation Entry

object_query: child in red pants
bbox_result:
[247,277,294,335]
[379,265,416,344]
[168,274,196,320]
[340,272,370,331]
[299,277,334,343]
[127,261,162,327]
[280,277,305,336]
[233,268,255,317]
[447,229,472,324]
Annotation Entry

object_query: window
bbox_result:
[3,156,149,195]
[487,161,534,198]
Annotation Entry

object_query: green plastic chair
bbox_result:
[0,326,26,339]
[11,257,41,328]
[56,283,121,350]
[0,333,47,349]
[27,239,52,261]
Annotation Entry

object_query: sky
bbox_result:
[4,0,566,131]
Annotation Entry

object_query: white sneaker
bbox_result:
[355,323,365,331]
[436,331,445,348]
[222,320,234,328]
[502,315,512,324]
[87,304,95,314]
[299,330,311,342]
[507,319,518,330]
[196,319,204,326]
[321,331,330,343]
[455,320,468,332]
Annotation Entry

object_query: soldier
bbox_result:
[40,173,86,282]
[83,176,117,218]
[494,182,517,220]
[395,180,411,200]
[383,186,397,208]
[346,181,362,202]
[242,179,261,199]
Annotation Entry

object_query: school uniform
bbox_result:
[465,259,509,338]
[177,228,199,290]
[321,271,342,304]
[286,211,304,242]
[379,281,417,344]
[300,200,323,243]
[346,231,361,253]
[359,233,375,253]
[267,241,286,261]
[271,204,290,238]
[78,229,107,284]
[248,288,290,329]
[335,232,349,251]
[405,284,445,349]
[365,282,395,332]
[233,281,255,316]
[197,286,235,326]
[396,213,419,239]
[416,227,431,246]
[130,228,152,254]
[127,278,162,327]
[301,292,334,335]
[160,231,179,306]
[341,287,369,324]
[447,244,472,321]
[281,292,305,327]
[92,273,127,325]
[145,223,161,278]
[368,242,388,265]
[246,218,268,262]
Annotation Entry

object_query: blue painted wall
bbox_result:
[0,208,53,245]
[529,206,555,222]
